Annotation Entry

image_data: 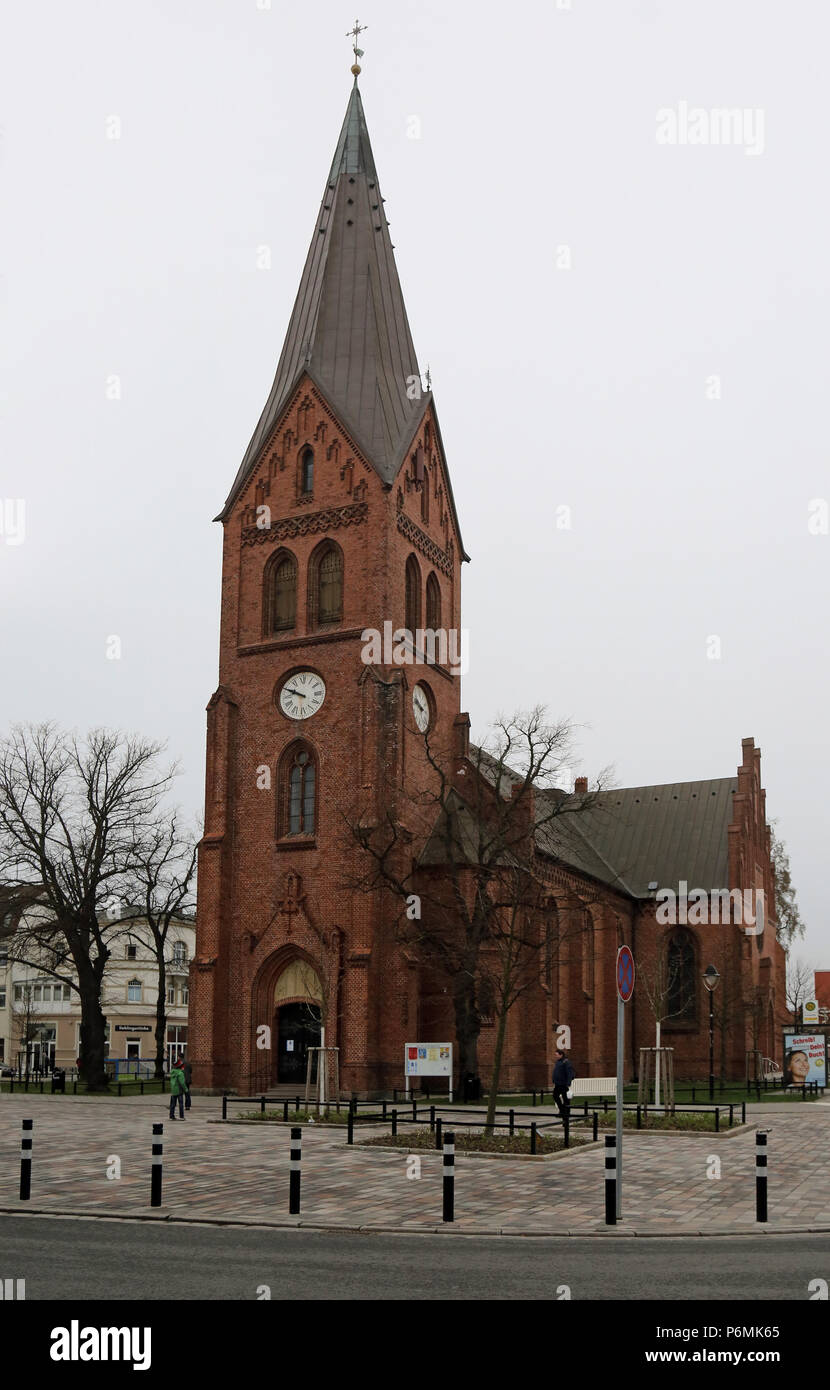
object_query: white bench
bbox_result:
[570,1077,616,1098]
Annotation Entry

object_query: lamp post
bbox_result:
[702,965,720,1102]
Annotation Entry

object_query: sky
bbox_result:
[1,0,827,967]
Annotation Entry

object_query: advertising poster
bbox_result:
[783,1033,826,1087]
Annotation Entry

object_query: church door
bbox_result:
[277,1002,322,1084]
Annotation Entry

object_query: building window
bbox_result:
[301,448,314,495]
[127,979,142,1003]
[264,549,298,634]
[264,547,298,636]
[32,984,42,1002]
[167,984,176,1005]
[172,941,186,966]
[278,742,317,838]
[181,984,189,1005]
[126,944,137,960]
[425,572,441,631]
[405,554,421,633]
[13,984,23,1002]
[307,541,343,628]
[0,987,5,1008]
[666,930,697,1023]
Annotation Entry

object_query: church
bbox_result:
[190,67,787,1096]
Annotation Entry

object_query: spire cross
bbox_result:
[346,18,367,64]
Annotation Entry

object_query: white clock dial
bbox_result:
[412,684,430,732]
[279,671,326,721]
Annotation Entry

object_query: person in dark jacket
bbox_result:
[552,1049,575,1120]
[181,1052,193,1111]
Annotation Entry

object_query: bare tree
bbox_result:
[0,724,177,1090]
[130,815,199,1079]
[786,956,815,1024]
[11,981,48,1080]
[346,705,612,1095]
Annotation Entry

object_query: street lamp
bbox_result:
[702,965,720,1102]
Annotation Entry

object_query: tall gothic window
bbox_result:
[405,554,421,633]
[666,929,697,1022]
[308,541,343,628]
[301,449,314,495]
[425,572,441,631]
[263,550,297,634]
[278,742,317,838]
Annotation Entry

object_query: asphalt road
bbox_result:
[2,1215,827,1300]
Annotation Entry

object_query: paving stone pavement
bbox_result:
[0,1094,827,1236]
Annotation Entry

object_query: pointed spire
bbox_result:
[223,81,425,516]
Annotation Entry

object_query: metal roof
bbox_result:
[221,81,425,517]
[541,779,738,898]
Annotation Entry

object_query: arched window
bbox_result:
[405,554,421,633]
[308,541,343,628]
[278,742,317,838]
[666,929,697,1022]
[127,979,142,1003]
[263,550,297,634]
[301,449,314,495]
[425,572,441,631]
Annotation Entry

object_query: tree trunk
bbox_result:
[77,967,109,1091]
[451,975,480,1096]
[485,1006,509,1130]
[155,961,167,1080]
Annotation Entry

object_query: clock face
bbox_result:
[279,671,326,721]
[412,683,430,732]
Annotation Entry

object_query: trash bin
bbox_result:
[51,1068,66,1094]
[463,1072,481,1102]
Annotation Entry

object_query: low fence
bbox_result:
[3,1073,167,1096]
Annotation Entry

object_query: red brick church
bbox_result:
[190,76,787,1095]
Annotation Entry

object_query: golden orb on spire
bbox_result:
[351,62,361,76]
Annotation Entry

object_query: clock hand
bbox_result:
[285,687,306,699]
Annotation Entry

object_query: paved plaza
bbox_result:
[0,1094,828,1236]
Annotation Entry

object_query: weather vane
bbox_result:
[347,18,367,75]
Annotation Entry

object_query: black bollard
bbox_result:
[435,1116,442,1151]
[151,1123,163,1207]
[19,1119,33,1201]
[756,1131,768,1222]
[442,1131,455,1222]
[347,1109,354,1146]
[605,1134,617,1225]
[289,1127,302,1215]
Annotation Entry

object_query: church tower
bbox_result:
[191,70,468,1093]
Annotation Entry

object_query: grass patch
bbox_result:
[589,1109,738,1132]
[358,1127,587,1155]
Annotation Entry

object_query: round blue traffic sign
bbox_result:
[616,945,635,1002]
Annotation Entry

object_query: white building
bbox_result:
[0,898,194,1074]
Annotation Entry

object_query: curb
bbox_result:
[2,1206,829,1239]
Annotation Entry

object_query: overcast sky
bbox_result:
[1,0,827,966]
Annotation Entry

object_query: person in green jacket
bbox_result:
[169,1058,187,1120]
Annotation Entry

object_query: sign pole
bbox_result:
[614,944,635,1223]
[616,988,624,1220]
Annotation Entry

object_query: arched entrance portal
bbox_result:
[277,1002,322,1083]
[274,958,323,1085]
